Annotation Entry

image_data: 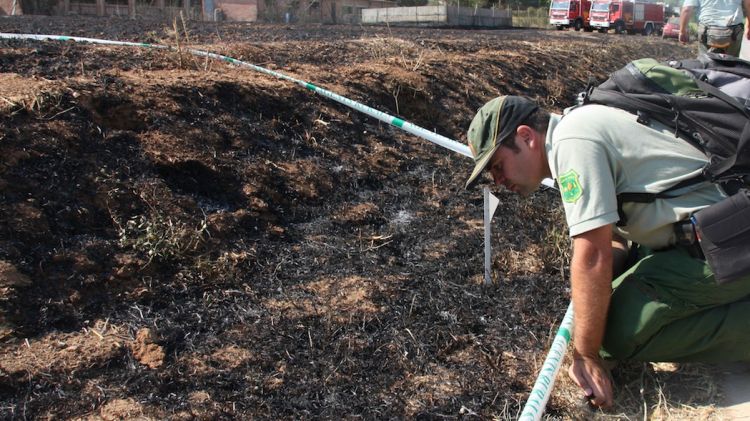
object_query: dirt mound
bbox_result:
[1,16,700,419]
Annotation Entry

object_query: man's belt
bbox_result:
[699,23,744,49]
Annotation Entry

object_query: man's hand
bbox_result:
[679,30,689,44]
[568,349,614,408]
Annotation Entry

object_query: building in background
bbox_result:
[1,0,395,22]
[1,0,22,15]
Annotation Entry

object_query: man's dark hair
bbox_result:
[501,108,550,152]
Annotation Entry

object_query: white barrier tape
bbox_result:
[519,302,574,420]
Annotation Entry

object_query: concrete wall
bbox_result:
[362,5,447,24]
[362,4,511,27]
[256,0,392,24]
[447,5,511,27]
[331,0,393,24]
[214,0,257,21]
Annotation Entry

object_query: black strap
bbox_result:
[699,53,750,79]
[588,89,674,119]
[616,175,707,226]
[589,89,709,154]
[692,77,750,118]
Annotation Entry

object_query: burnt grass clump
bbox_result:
[0,16,694,419]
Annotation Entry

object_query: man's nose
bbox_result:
[492,172,504,185]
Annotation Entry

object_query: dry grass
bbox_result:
[512,7,550,29]
[550,358,723,420]
[0,74,66,116]
[354,37,431,72]
[117,212,209,266]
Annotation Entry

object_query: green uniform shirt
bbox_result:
[546,104,727,249]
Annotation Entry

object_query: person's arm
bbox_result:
[566,224,615,408]
[744,0,750,39]
[680,6,694,43]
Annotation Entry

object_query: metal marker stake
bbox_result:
[484,186,492,285]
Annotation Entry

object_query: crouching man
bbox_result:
[464,96,750,408]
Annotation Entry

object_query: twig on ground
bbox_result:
[173,18,183,69]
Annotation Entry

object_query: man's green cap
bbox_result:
[465,96,539,189]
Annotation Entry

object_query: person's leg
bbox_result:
[601,247,750,362]
[726,26,743,57]
[630,299,750,362]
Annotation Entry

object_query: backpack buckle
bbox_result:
[636,111,650,125]
[578,77,597,106]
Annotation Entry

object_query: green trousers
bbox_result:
[601,246,750,362]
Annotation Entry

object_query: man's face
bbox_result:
[486,131,542,197]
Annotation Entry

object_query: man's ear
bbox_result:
[516,125,536,147]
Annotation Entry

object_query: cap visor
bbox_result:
[464,145,498,189]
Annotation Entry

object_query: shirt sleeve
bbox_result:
[550,138,620,237]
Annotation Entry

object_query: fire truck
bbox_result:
[548,0,593,31]
[589,0,665,35]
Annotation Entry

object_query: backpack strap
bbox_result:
[588,89,708,152]
[591,83,747,181]
[691,77,750,118]
[686,77,749,177]
[588,88,675,120]
[677,53,750,79]
[699,53,750,79]
[616,175,707,226]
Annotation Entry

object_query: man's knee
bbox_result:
[602,278,750,362]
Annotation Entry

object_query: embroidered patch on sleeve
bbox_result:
[559,170,583,203]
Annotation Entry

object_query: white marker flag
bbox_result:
[483,186,500,285]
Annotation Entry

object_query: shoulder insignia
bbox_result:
[559,170,583,203]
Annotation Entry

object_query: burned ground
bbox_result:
[0,16,716,420]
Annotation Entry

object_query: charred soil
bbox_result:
[0,16,702,420]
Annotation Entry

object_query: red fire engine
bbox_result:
[548,0,593,31]
[589,0,665,35]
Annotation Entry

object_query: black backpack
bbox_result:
[579,53,750,202]
[578,54,750,283]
